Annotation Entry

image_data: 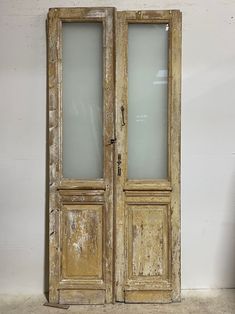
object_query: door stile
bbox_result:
[102,7,116,303]
[169,10,182,301]
[47,8,61,303]
[114,11,128,302]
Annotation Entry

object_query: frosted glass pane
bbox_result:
[128,24,168,179]
[62,23,103,179]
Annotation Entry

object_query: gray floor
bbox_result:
[0,290,234,314]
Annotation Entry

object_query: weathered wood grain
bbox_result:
[115,11,128,301]
[47,8,60,304]
[128,205,169,278]
[59,289,105,304]
[125,290,172,303]
[48,7,181,304]
[169,10,182,302]
[61,204,103,279]
[114,9,181,303]
[47,7,115,305]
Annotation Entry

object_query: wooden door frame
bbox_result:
[47,7,115,304]
[115,10,181,302]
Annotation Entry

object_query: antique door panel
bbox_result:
[61,204,103,279]
[115,10,181,303]
[48,8,115,304]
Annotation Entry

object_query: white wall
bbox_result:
[0,0,235,294]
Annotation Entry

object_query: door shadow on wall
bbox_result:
[215,173,235,288]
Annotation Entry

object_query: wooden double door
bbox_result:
[47,7,181,304]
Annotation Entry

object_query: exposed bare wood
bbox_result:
[58,180,105,190]
[47,7,115,305]
[43,302,70,309]
[125,290,172,303]
[103,7,116,303]
[125,190,171,203]
[114,9,181,303]
[48,7,181,305]
[59,289,105,304]
[59,190,104,204]
[125,281,172,290]
[52,7,106,20]
[59,190,105,196]
[115,10,128,302]
[59,281,105,289]
[47,8,60,304]
[127,205,169,279]
[61,204,103,279]
[124,180,172,191]
[122,10,173,21]
[169,10,182,302]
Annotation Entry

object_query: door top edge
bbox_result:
[48,8,181,14]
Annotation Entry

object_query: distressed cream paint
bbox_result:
[0,0,235,295]
[47,7,181,304]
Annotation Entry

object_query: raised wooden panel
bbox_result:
[61,204,103,279]
[127,205,169,280]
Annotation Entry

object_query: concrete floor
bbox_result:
[0,290,234,314]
